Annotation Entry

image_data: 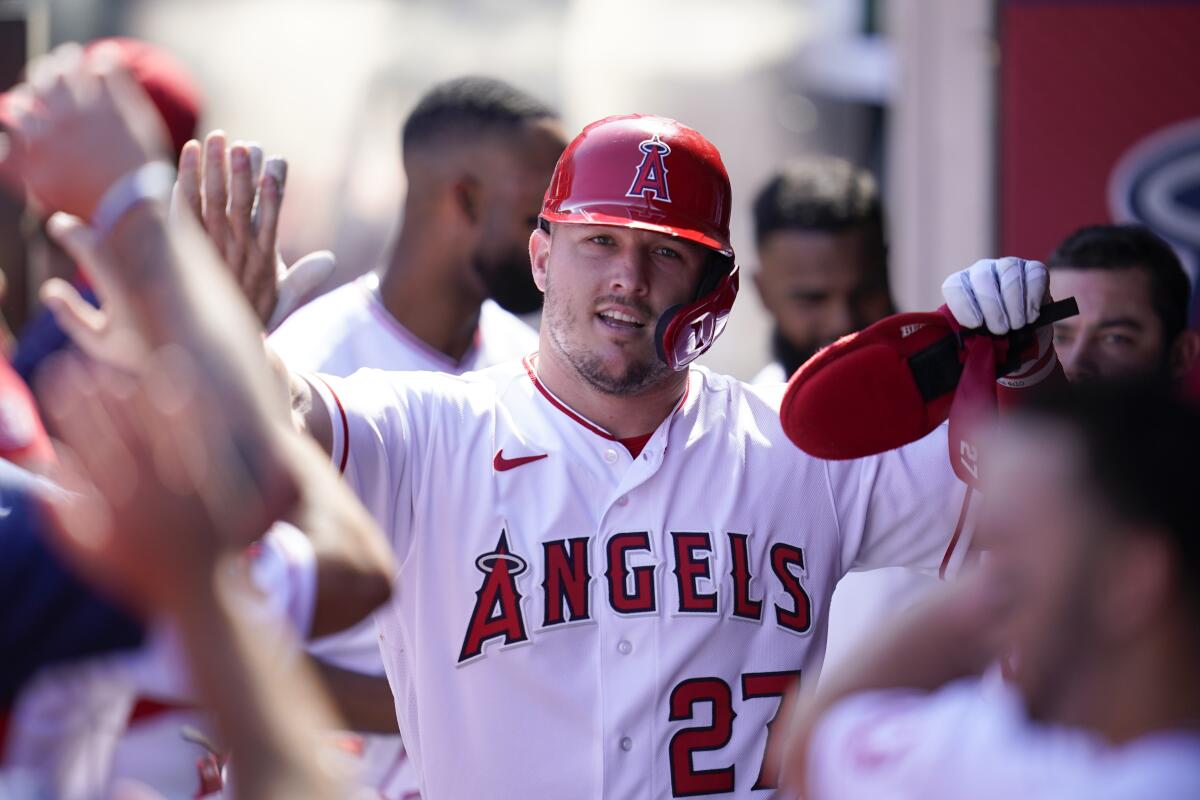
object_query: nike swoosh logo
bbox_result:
[493,450,548,472]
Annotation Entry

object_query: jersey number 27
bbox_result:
[668,670,801,797]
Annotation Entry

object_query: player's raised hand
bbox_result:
[172,131,334,331]
[36,347,299,615]
[39,213,148,372]
[8,42,169,219]
[941,257,1049,335]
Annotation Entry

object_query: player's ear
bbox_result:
[529,225,550,293]
[1168,329,1200,380]
[751,269,770,310]
[454,174,482,226]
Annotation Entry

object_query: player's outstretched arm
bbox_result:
[38,350,348,800]
[767,563,1010,795]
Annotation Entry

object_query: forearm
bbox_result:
[778,568,1006,791]
[170,565,346,800]
[104,203,287,431]
[312,659,401,733]
[272,429,392,638]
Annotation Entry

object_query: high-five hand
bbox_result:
[172,131,334,330]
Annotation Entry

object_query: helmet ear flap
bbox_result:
[654,265,739,371]
[655,305,685,366]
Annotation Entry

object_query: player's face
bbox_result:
[1049,267,1170,383]
[753,228,892,371]
[531,223,707,395]
[979,422,1108,720]
[475,119,567,315]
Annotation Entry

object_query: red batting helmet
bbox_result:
[540,114,738,371]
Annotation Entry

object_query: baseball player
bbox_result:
[265,76,561,798]
[771,386,1200,799]
[283,115,1051,797]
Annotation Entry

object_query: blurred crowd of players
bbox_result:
[0,36,1198,800]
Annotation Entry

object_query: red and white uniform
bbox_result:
[269,271,536,798]
[310,356,973,798]
[3,523,316,800]
[751,363,942,677]
[807,677,1200,799]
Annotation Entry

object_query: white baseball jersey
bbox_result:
[271,272,539,393]
[4,524,316,800]
[311,355,973,799]
[750,361,943,680]
[807,678,1200,799]
[269,271,535,800]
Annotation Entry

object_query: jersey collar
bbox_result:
[522,353,690,442]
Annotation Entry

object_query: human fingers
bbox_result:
[174,139,203,224]
[253,156,286,255]
[201,130,230,243]
[228,142,255,245]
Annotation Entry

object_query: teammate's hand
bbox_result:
[941,257,1049,335]
[172,131,335,331]
[7,42,168,219]
[40,213,148,372]
[36,348,298,615]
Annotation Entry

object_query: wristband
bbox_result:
[91,161,176,237]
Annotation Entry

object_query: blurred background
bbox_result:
[1,0,1197,380]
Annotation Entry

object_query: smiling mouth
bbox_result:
[596,309,647,330]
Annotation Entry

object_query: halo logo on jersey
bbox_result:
[626,134,673,203]
[458,531,530,663]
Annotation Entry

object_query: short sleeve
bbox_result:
[807,679,1094,800]
[825,424,974,578]
[311,369,426,562]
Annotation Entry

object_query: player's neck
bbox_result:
[533,347,688,440]
[379,237,483,363]
[1052,626,1200,744]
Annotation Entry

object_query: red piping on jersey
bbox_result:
[522,354,689,443]
[315,374,350,475]
[127,696,195,725]
[939,489,973,579]
[362,281,482,372]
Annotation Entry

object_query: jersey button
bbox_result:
[617,639,632,654]
[603,448,619,464]
[620,736,633,752]
[616,495,628,506]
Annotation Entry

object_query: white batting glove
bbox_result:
[941,257,1049,335]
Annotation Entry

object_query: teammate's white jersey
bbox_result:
[313,355,973,799]
[3,523,316,800]
[270,272,539,385]
[807,678,1200,799]
[269,271,535,800]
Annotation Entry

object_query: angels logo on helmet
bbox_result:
[626,133,673,203]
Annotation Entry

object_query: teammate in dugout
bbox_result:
[10,50,1058,799]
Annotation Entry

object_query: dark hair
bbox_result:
[752,156,885,252]
[1048,224,1190,343]
[1025,383,1200,616]
[402,76,556,156]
